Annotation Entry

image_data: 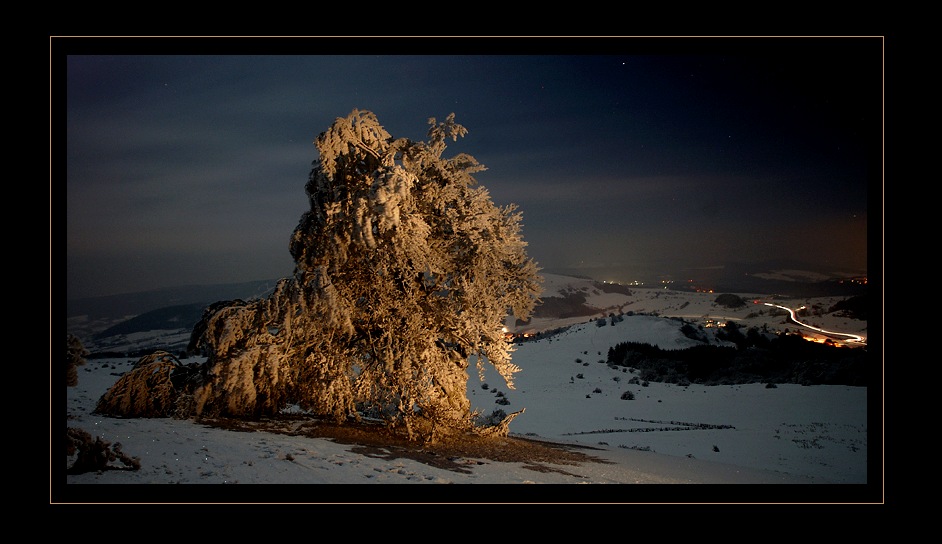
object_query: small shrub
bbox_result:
[712,445,720,452]
[621,391,635,400]
[576,373,584,379]
[476,408,507,426]
[66,334,89,388]
[593,387,602,394]
[66,427,141,474]
[95,352,181,417]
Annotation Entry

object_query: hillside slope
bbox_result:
[67,272,869,358]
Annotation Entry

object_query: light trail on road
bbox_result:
[760,302,866,345]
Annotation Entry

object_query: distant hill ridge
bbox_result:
[68,269,869,357]
[67,279,280,321]
[76,273,626,352]
[93,303,209,340]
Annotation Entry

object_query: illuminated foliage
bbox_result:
[171,110,541,443]
[95,351,194,418]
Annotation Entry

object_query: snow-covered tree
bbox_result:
[96,351,192,418]
[182,110,541,442]
[66,334,88,387]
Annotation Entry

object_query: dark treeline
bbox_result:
[606,327,869,387]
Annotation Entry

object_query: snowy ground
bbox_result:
[58,330,876,504]
[57,282,878,504]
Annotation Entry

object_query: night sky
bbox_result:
[56,37,882,300]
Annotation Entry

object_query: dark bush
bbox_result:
[829,294,868,320]
[66,427,141,474]
[714,294,747,308]
[67,334,89,387]
[476,409,507,426]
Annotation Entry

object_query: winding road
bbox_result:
[760,302,866,345]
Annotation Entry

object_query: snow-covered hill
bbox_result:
[68,272,869,357]
[469,314,868,484]
[60,272,875,496]
[60,310,872,497]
